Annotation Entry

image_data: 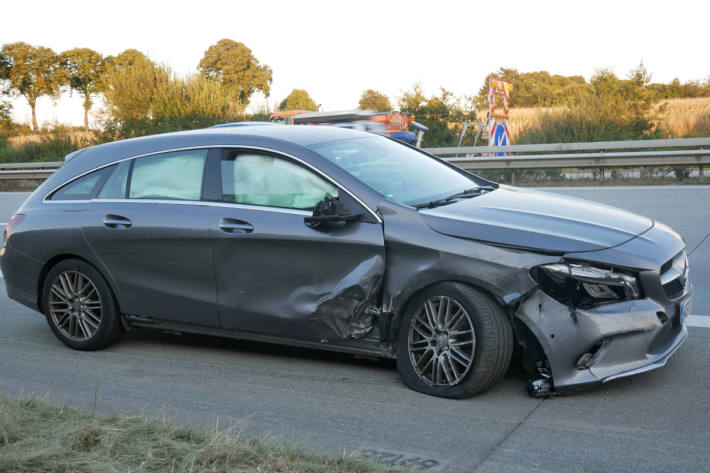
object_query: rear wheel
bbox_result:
[396,282,513,398]
[41,259,124,350]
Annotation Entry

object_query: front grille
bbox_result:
[663,277,684,300]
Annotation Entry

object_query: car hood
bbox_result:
[419,186,653,253]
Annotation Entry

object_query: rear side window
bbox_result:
[221,151,338,210]
[50,166,114,200]
[129,150,207,201]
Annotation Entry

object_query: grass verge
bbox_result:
[0,394,394,473]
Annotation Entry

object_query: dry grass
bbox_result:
[7,130,96,147]
[0,394,396,473]
[481,98,710,141]
[476,107,565,141]
[655,97,710,137]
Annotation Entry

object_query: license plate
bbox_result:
[680,294,693,325]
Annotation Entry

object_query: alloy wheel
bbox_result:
[408,295,476,386]
[48,271,102,341]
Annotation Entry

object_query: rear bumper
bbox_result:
[0,244,43,312]
[515,287,691,392]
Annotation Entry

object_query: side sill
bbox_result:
[125,315,394,359]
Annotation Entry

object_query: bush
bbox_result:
[515,110,664,144]
[516,66,666,144]
[102,65,245,139]
[0,102,15,136]
[0,128,99,163]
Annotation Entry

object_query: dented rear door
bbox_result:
[209,148,385,341]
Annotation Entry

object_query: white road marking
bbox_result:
[540,185,710,190]
[0,223,7,226]
[688,315,710,328]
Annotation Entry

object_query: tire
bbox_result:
[396,282,513,398]
[41,258,125,350]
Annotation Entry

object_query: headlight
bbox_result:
[531,263,641,308]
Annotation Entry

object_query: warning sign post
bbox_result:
[487,80,512,154]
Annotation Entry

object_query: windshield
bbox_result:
[308,136,477,206]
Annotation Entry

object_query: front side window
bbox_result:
[129,149,207,201]
[309,135,477,206]
[221,151,338,210]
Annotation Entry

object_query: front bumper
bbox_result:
[515,286,691,392]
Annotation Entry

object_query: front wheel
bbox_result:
[41,258,125,350]
[396,283,513,398]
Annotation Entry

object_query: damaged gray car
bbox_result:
[0,126,692,398]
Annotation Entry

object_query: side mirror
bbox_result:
[304,196,362,228]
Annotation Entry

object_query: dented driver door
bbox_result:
[208,149,385,341]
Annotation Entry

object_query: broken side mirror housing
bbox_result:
[304,195,363,228]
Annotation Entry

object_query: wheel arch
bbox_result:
[385,277,551,381]
[386,278,508,347]
[37,254,122,314]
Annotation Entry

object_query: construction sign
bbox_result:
[490,120,511,147]
[487,80,512,153]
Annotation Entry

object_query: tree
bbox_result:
[358,89,392,111]
[102,49,169,123]
[475,67,588,108]
[0,100,13,135]
[516,65,664,145]
[0,50,10,89]
[279,88,317,111]
[61,48,105,131]
[398,82,427,113]
[105,48,151,69]
[0,53,11,133]
[198,39,272,107]
[622,62,656,136]
[397,84,476,147]
[0,42,69,131]
[102,51,242,138]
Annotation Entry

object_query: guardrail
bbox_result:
[423,137,710,183]
[0,137,708,183]
[0,161,63,180]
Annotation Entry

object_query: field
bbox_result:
[485,97,710,141]
[656,97,710,137]
[6,130,97,147]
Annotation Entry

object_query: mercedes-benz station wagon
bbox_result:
[0,126,691,398]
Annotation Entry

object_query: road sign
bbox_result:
[487,80,512,155]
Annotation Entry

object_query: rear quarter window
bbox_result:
[97,160,131,199]
[49,166,115,201]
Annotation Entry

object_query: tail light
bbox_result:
[2,213,24,243]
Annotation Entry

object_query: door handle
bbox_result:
[219,218,254,234]
[103,215,132,229]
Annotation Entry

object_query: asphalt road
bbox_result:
[1,186,709,473]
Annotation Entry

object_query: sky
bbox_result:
[1,0,708,128]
